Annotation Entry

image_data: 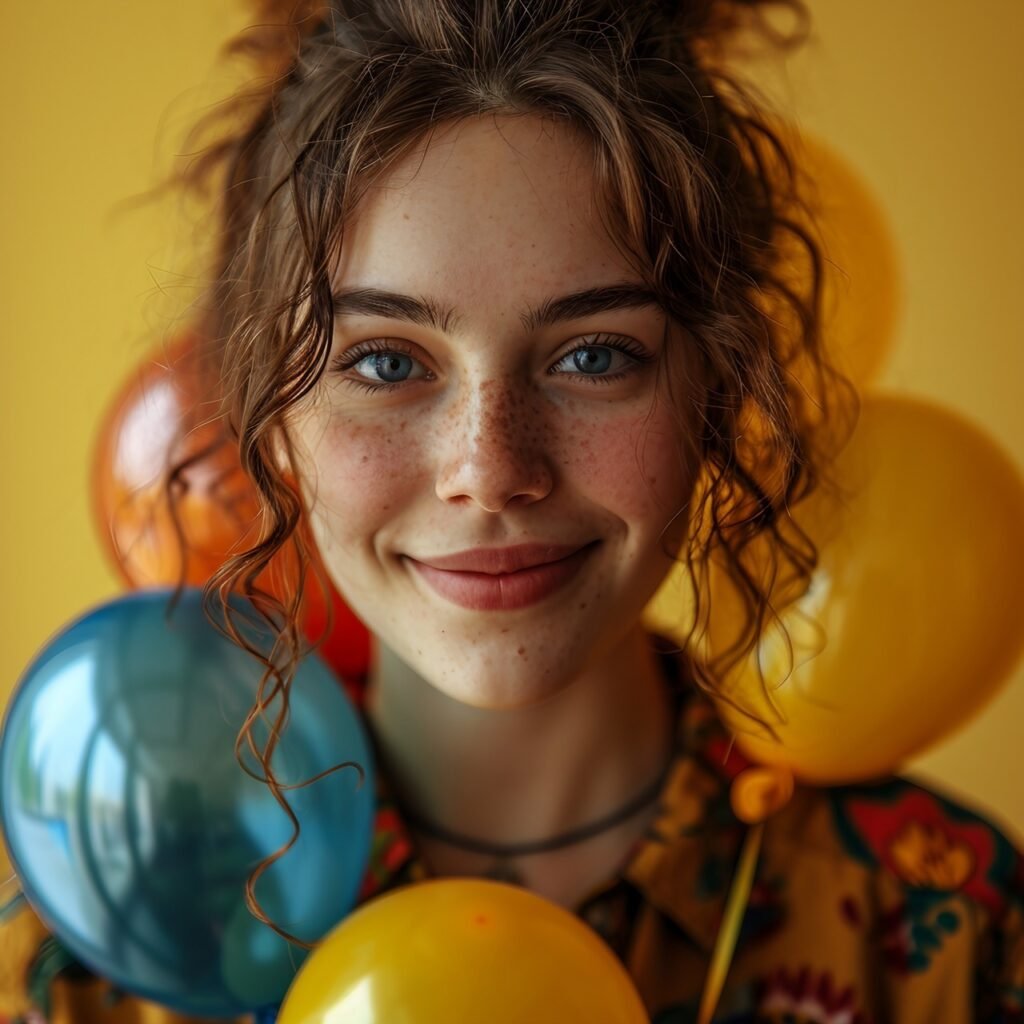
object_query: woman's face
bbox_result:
[287,113,705,708]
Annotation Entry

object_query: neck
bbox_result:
[363,625,675,847]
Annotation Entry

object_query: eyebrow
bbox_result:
[331,282,663,335]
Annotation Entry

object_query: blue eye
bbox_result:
[338,346,431,389]
[363,352,416,382]
[551,339,646,380]
[571,347,613,374]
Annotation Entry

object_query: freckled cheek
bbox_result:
[560,413,693,520]
[302,418,428,537]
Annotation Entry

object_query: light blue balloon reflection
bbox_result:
[0,588,374,1017]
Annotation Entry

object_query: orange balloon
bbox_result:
[695,393,1024,782]
[91,335,253,586]
[277,879,648,1024]
[92,334,371,683]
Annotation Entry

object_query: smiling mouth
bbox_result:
[406,542,599,611]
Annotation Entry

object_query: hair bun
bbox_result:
[639,0,810,60]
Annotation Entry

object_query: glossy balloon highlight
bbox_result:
[0,588,375,1017]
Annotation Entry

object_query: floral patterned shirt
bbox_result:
[3,647,1023,1023]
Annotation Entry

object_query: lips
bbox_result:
[406,542,597,611]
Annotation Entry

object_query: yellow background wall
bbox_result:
[2,3,1021,839]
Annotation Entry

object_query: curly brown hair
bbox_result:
[160,0,858,944]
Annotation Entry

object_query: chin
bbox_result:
[409,637,581,711]
[438,677,564,711]
[438,684,567,713]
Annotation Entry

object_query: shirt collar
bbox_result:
[622,686,756,952]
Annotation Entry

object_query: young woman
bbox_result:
[8,0,1023,1020]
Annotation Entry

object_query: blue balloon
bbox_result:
[0,587,375,1017]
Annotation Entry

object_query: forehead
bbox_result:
[333,113,640,326]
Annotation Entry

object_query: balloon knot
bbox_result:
[729,765,795,824]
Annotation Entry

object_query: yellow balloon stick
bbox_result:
[695,821,764,1024]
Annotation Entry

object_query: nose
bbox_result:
[434,378,554,512]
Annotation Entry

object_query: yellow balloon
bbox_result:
[276,879,648,1023]
[781,130,903,386]
[700,393,1024,782]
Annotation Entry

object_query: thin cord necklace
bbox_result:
[396,753,676,885]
